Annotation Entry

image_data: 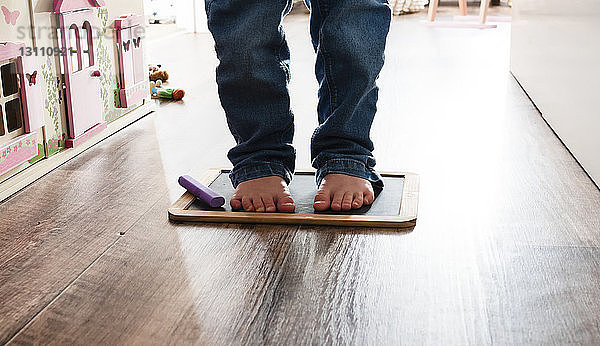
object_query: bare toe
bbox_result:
[352,193,364,209]
[313,191,331,211]
[231,196,242,210]
[263,196,277,212]
[341,192,353,211]
[241,196,254,211]
[330,192,344,211]
[252,196,265,212]
[277,195,295,213]
[364,190,375,205]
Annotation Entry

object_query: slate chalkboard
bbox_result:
[187,173,404,216]
[169,169,418,228]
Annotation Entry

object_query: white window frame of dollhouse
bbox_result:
[0,57,24,145]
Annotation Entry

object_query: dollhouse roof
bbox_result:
[0,42,25,62]
[54,0,105,13]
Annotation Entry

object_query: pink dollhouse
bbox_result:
[0,0,151,200]
[0,42,44,176]
[115,14,147,108]
[55,0,107,147]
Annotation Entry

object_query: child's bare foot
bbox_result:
[230,176,295,213]
[313,174,375,212]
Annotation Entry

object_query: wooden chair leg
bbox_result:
[479,0,490,24]
[458,0,467,16]
[427,0,439,22]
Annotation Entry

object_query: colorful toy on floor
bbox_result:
[178,175,225,208]
[148,64,184,100]
[149,64,169,82]
[150,79,162,95]
[155,87,185,101]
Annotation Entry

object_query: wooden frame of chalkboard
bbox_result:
[168,168,419,228]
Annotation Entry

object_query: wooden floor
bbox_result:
[2,9,600,345]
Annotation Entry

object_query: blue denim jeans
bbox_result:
[205,0,391,192]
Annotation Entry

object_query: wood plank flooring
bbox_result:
[1,9,600,345]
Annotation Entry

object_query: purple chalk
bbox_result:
[178,175,225,208]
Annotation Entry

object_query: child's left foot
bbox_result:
[313,174,375,212]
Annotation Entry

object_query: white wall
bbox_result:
[106,1,144,16]
[175,0,208,33]
[511,0,600,186]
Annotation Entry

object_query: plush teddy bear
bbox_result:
[150,70,169,82]
[149,64,169,82]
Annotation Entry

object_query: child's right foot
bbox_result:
[230,176,295,213]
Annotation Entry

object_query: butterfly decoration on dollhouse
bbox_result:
[115,13,157,107]
[121,38,141,53]
[26,71,37,86]
[1,6,20,26]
